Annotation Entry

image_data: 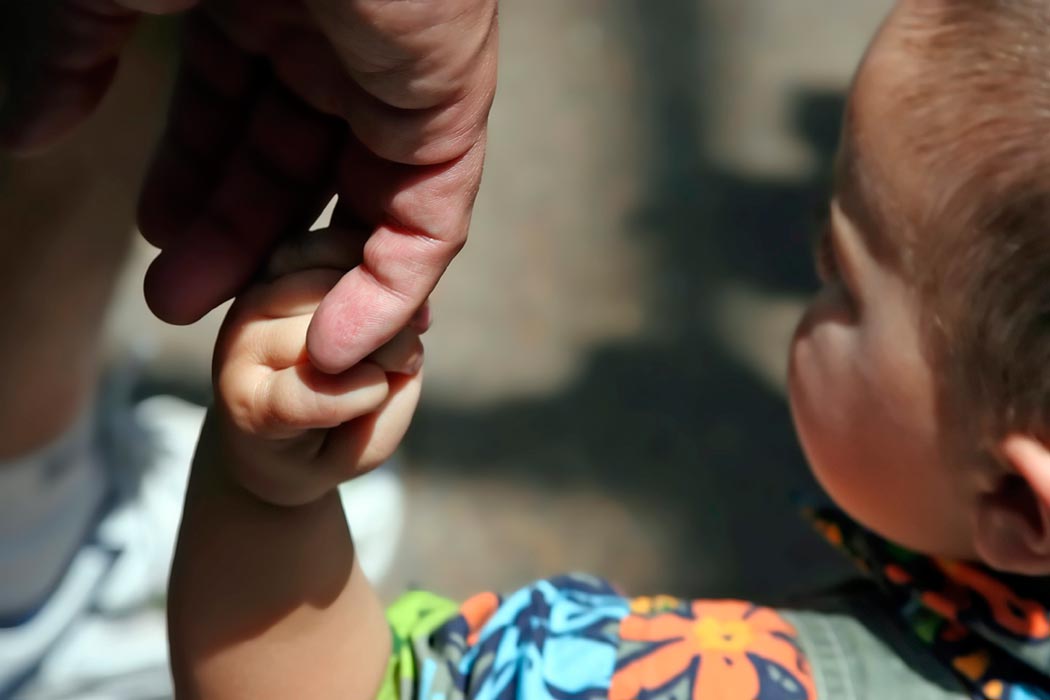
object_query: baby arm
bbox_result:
[168,229,426,699]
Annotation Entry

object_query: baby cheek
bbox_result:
[789,312,861,429]
[789,322,879,495]
[789,331,846,460]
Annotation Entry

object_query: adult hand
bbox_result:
[0,0,497,372]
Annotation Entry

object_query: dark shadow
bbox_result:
[403,0,856,600]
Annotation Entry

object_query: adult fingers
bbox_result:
[142,58,342,323]
[137,15,262,247]
[218,286,389,441]
[234,304,425,375]
[367,327,423,376]
[218,268,342,370]
[115,0,197,11]
[303,0,498,165]
[228,271,427,378]
[305,134,484,372]
[266,0,497,339]
[409,302,432,334]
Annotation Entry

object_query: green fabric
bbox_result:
[378,591,460,700]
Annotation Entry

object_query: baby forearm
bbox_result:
[168,413,390,699]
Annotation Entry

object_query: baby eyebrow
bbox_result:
[811,218,835,280]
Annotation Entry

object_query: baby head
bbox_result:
[789,0,1050,574]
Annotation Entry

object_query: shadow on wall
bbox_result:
[403,0,853,600]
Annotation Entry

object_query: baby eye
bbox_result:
[813,222,839,284]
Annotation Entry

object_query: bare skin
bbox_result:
[0,40,169,458]
[169,229,424,698]
[789,1,1050,575]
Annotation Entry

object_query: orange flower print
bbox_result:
[610,599,816,700]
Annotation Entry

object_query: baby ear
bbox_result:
[975,436,1050,574]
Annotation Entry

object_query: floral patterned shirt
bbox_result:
[379,510,1050,700]
[380,574,815,700]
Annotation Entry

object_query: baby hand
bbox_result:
[209,228,427,507]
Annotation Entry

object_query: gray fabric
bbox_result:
[786,583,969,700]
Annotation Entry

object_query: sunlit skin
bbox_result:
[788,6,982,560]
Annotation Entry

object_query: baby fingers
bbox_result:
[312,371,424,480]
[219,360,388,441]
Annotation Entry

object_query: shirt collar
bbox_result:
[810,507,1050,699]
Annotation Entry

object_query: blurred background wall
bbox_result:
[103,0,893,600]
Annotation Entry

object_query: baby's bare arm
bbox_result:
[168,417,390,699]
[168,230,425,698]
